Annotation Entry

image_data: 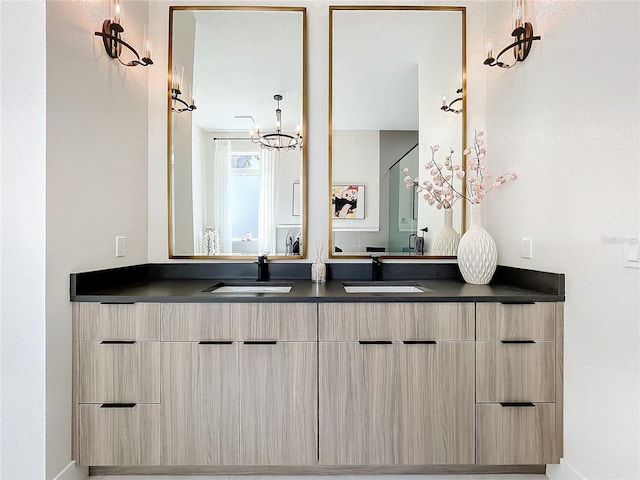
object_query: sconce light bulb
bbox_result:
[112,0,123,26]
[172,64,184,92]
[442,94,447,107]
[143,24,153,60]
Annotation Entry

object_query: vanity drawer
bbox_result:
[78,341,160,403]
[476,341,555,402]
[476,403,557,465]
[476,302,555,340]
[319,303,474,341]
[76,303,160,341]
[161,303,316,341]
[79,403,160,466]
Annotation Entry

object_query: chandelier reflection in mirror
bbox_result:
[236,95,303,151]
[484,0,540,69]
[171,64,196,113]
[95,0,153,67]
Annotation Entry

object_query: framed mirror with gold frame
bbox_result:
[329,5,466,259]
[168,6,307,259]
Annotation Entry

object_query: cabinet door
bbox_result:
[79,341,160,403]
[239,341,317,465]
[398,341,474,464]
[476,403,557,464]
[79,404,160,466]
[161,342,239,465]
[476,341,556,402]
[319,341,399,465]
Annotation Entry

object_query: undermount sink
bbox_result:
[204,282,293,294]
[342,283,431,294]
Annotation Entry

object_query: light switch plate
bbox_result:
[521,237,533,259]
[116,236,127,257]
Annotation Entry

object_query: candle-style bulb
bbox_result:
[143,24,153,60]
[172,64,184,92]
[111,0,122,26]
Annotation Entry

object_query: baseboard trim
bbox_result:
[547,458,588,480]
[91,464,546,476]
[52,461,88,480]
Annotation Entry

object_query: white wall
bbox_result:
[483,1,640,479]
[46,1,150,479]
[0,1,46,478]
[332,130,380,231]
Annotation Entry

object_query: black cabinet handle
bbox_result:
[500,340,536,344]
[243,341,277,345]
[359,340,392,345]
[100,403,136,408]
[99,302,135,305]
[199,341,233,345]
[500,402,536,407]
[403,340,437,345]
[100,340,136,344]
[500,301,535,305]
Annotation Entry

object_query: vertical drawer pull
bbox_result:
[243,341,277,345]
[403,340,436,345]
[499,402,536,407]
[100,340,136,344]
[199,341,233,345]
[100,403,136,408]
[500,340,536,344]
[359,340,392,345]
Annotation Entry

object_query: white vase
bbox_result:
[311,256,326,283]
[432,208,460,256]
[457,203,497,284]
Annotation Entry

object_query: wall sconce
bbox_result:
[484,0,540,68]
[171,64,196,113]
[441,88,463,114]
[95,0,153,67]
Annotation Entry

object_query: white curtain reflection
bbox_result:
[211,140,232,253]
[258,149,278,254]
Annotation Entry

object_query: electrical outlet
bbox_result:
[116,236,127,257]
[521,237,533,259]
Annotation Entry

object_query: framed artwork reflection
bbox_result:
[332,184,365,219]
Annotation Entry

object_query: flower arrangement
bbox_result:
[403,129,517,206]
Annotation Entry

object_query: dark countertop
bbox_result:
[70,263,565,303]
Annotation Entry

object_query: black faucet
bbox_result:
[371,255,383,281]
[255,255,269,281]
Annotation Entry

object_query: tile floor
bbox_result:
[92,475,549,480]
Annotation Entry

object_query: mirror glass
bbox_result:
[169,7,306,259]
[330,6,466,258]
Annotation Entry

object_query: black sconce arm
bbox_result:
[95,20,153,68]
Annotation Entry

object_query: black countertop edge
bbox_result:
[70,262,565,302]
[72,294,564,304]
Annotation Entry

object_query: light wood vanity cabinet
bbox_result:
[318,303,475,465]
[160,303,317,466]
[475,302,562,465]
[75,298,563,471]
[74,303,161,466]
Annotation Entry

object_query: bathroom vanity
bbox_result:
[71,263,564,475]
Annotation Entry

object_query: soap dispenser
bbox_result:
[285,235,293,255]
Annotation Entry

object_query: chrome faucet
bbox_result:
[371,255,383,281]
[255,255,269,281]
